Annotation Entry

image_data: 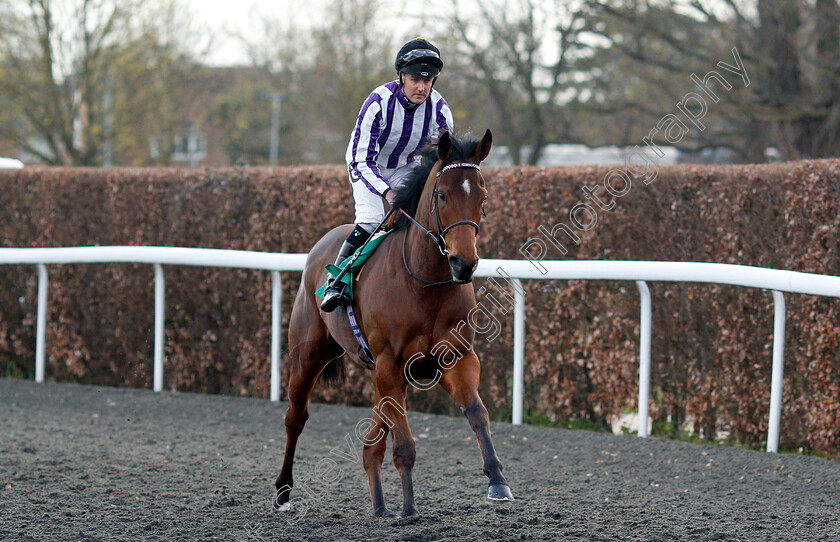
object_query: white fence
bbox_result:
[0,247,307,404]
[2,246,840,453]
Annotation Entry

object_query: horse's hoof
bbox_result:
[402,508,420,518]
[487,484,514,502]
[273,485,292,511]
[374,507,399,519]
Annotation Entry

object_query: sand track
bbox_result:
[1,379,838,541]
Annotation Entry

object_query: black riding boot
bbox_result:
[320,227,370,312]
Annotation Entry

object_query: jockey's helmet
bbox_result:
[395,38,443,79]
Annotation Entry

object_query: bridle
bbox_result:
[399,161,485,287]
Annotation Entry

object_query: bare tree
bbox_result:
[227,0,395,164]
[439,0,589,164]
[0,0,202,165]
[305,0,396,157]
[581,0,840,161]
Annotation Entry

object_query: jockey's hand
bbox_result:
[384,189,397,205]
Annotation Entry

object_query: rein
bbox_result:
[400,161,483,288]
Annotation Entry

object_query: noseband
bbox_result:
[399,161,484,287]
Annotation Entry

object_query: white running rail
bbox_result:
[1,247,307,404]
[3,247,840,453]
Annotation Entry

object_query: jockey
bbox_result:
[320,37,455,312]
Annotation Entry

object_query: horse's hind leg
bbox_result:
[440,351,514,502]
[274,341,327,509]
[274,299,342,510]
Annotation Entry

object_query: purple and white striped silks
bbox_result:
[345,80,453,197]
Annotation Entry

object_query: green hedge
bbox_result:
[1,160,838,454]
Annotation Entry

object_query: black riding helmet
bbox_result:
[395,37,443,80]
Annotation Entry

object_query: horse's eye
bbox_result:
[438,192,447,202]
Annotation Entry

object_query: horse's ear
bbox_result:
[473,129,492,163]
[438,131,453,161]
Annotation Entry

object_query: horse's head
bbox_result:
[429,129,492,283]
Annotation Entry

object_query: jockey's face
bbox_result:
[402,74,434,104]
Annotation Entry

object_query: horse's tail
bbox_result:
[318,357,346,384]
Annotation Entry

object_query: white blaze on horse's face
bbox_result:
[438,170,486,283]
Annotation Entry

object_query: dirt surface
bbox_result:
[1,378,839,541]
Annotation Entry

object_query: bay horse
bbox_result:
[274,130,513,518]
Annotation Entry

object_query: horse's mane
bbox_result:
[390,132,482,230]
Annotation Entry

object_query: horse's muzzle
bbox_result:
[449,256,479,283]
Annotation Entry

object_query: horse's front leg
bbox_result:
[362,375,401,519]
[381,372,419,517]
[362,406,396,518]
[440,351,514,501]
[364,361,419,518]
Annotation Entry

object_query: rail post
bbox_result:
[511,279,525,425]
[767,290,786,453]
[153,264,165,392]
[35,264,48,383]
[636,281,652,438]
[271,271,282,402]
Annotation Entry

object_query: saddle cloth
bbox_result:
[315,229,393,302]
